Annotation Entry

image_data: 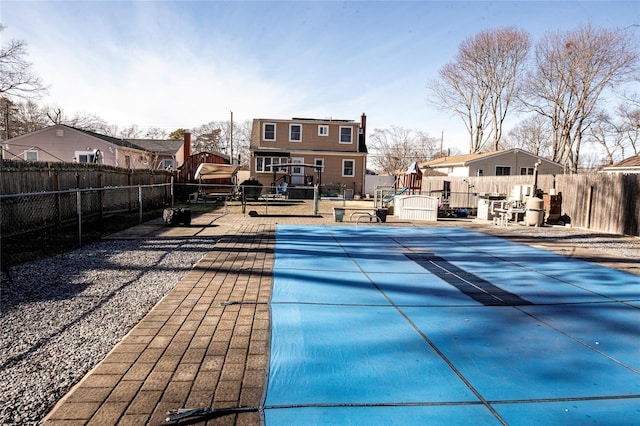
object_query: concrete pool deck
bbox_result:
[42,212,639,425]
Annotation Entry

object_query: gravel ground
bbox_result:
[0,219,638,425]
[0,237,215,425]
[481,224,640,261]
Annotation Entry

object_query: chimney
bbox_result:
[359,113,367,150]
[183,131,192,159]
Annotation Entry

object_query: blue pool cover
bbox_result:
[263,226,640,425]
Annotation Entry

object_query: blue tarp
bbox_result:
[264,226,640,425]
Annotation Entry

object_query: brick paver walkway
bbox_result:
[44,218,277,425]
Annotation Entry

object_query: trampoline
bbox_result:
[263,226,640,425]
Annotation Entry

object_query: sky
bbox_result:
[2,1,639,151]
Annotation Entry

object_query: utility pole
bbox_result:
[230,111,234,164]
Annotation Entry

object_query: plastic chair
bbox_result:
[276,182,288,198]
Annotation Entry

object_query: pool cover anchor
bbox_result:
[166,406,258,422]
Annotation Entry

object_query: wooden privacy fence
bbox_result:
[555,174,639,237]
[422,174,640,236]
[1,161,174,240]
[0,160,172,194]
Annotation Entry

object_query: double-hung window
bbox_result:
[289,124,302,142]
[342,159,355,177]
[263,123,276,141]
[339,126,352,144]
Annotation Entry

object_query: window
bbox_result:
[289,124,302,142]
[496,166,511,176]
[25,150,38,161]
[342,159,355,177]
[477,169,484,176]
[318,125,328,136]
[314,158,325,172]
[75,151,95,163]
[255,156,288,173]
[263,123,276,141]
[339,126,352,144]
[263,157,272,172]
[161,159,174,169]
[520,167,534,175]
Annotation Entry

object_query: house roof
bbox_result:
[420,150,510,168]
[419,149,561,169]
[128,139,183,156]
[69,126,147,151]
[604,154,640,169]
[60,125,183,156]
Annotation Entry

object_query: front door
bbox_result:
[291,157,304,185]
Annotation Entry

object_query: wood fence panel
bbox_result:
[1,161,172,194]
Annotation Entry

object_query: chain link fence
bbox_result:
[1,183,173,268]
[2,181,476,269]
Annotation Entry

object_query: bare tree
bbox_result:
[118,125,143,139]
[192,119,251,165]
[428,27,530,153]
[521,24,639,173]
[588,104,640,165]
[0,25,46,99]
[193,122,224,153]
[616,102,640,157]
[504,115,552,157]
[14,99,47,134]
[144,127,168,139]
[429,60,490,154]
[588,113,626,165]
[367,126,438,174]
[45,106,108,133]
[233,119,252,166]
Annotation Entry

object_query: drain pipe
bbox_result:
[532,159,542,197]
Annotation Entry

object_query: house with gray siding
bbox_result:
[419,149,564,177]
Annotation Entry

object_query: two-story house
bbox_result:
[249,114,368,196]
